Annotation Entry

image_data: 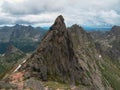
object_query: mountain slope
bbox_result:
[20,15,84,84]
[90,26,120,62]
[0,25,46,53]
[0,45,25,79]
[2,16,120,90]
[16,15,108,90]
[89,26,120,90]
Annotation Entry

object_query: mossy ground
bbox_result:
[98,56,120,90]
[0,53,25,79]
[43,81,70,90]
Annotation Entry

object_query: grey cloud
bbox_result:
[15,19,51,25]
[0,19,11,24]
[1,0,64,15]
[15,20,34,25]
[0,0,120,26]
[0,15,15,25]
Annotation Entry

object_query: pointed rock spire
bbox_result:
[54,15,64,25]
[50,15,66,31]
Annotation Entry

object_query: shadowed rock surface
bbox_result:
[2,15,120,90]
[19,15,106,90]
[20,15,83,84]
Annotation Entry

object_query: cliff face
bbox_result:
[106,26,120,61]
[19,15,107,89]
[68,25,104,88]
[21,15,83,84]
[89,26,120,90]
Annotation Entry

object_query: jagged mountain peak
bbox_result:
[5,15,111,90]
[20,15,82,85]
[50,15,66,31]
[55,15,64,24]
[112,25,120,29]
[71,24,81,28]
[69,24,85,33]
[6,44,17,52]
[5,44,22,56]
[110,25,120,35]
[18,15,104,88]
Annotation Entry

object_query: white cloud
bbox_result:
[0,0,120,27]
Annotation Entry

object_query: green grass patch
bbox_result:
[99,56,120,90]
[43,81,70,90]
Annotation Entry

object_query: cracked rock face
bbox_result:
[19,15,105,89]
[20,15,83,85]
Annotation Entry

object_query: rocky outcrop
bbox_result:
[90,26,120,62]
[2,45,25,63]
[18,15,107,90]
[90,25,120,90]
[5,45,23,56]
[20,15,83,85]
[106,26,120,61]
[68,25,105,89]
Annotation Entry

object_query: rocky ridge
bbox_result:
[18,15,107,90]
[2,15,120,90]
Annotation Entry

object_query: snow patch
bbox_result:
[99,55,102,58]
[14,64,22,72]
[22,59,26,64]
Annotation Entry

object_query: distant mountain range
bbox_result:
[0,24,47,54]
[0,44,25,79]
[0,15,119,90]
[0,16,120,90]
[90,25,120,62]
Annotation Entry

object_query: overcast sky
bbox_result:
[0,0,120,27]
